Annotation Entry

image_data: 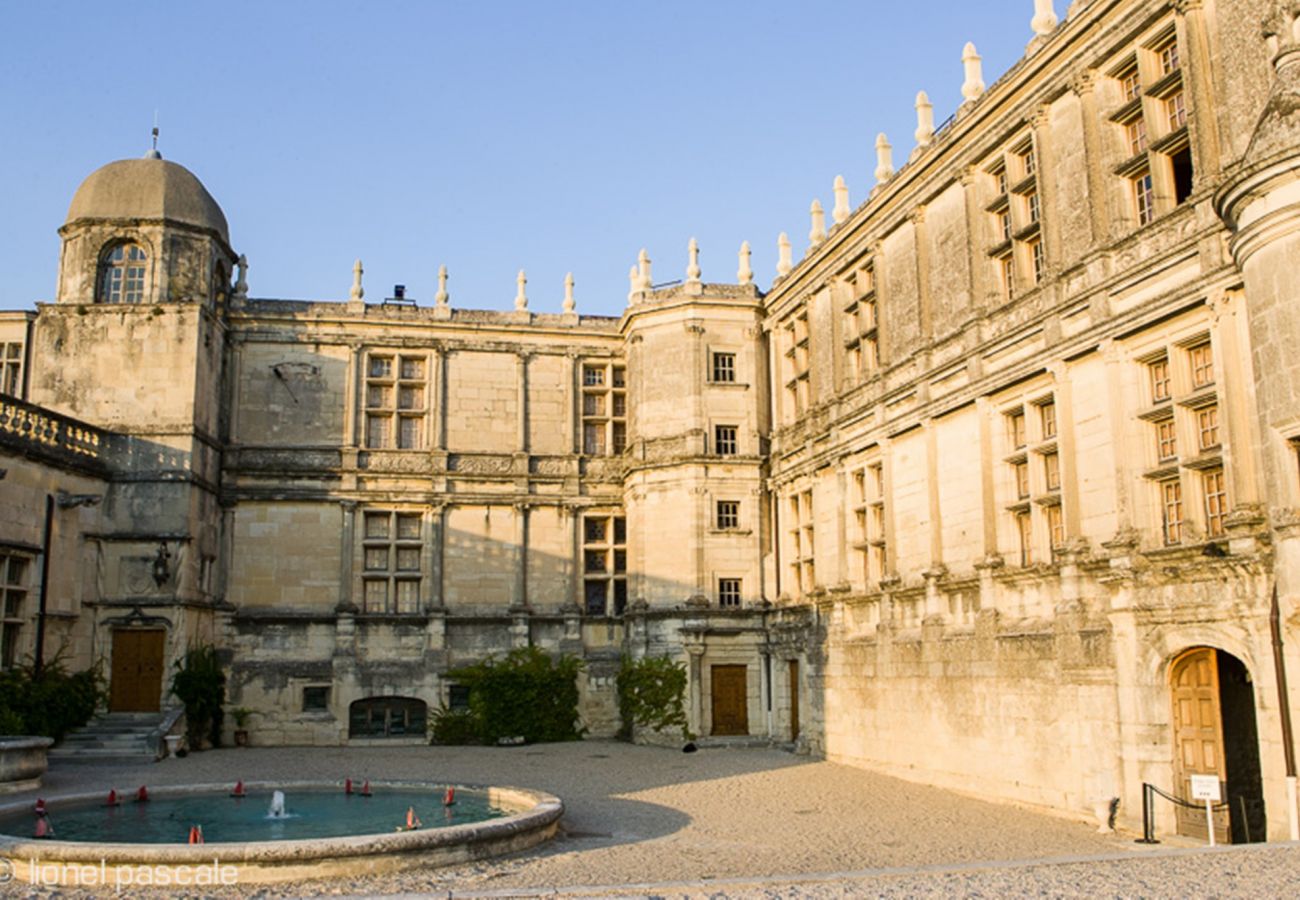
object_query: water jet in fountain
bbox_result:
[268,790,286,819]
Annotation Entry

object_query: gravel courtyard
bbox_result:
[9,741,1300,897]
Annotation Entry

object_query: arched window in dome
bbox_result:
[97,243,147,304]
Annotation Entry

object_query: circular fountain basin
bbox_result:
[0,780,562,885]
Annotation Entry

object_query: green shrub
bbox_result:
[448,646,585,744]
[428,706,483,745]
[616,655,692,741]
[169,644,226,749]
[0,663,105,740]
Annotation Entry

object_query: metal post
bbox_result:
[1270,584,1300,841]
[1135,783,1160,844]
[33,493,54,678]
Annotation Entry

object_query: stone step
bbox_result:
[47,749,159,764]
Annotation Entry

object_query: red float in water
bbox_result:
[33,798,46,816]
[231,781,246,798]
[405,807,421,830]
[135,786,149,803]
[360,780,372,797]
[443,786,456,807]
[104,789,121,807]
[34,816,53,839]
[345,777,353,795]
[188,825,204,844]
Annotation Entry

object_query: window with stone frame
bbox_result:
[852,461,888,588]
[1003,391,1061,566]
[361,511,422,614]
[365,353,427,450]
[1203,468,1228,538]
[716,500,740,530]
[787,489,815,596]
[714,424,738,456]
[581,362,626,455]
[718,578,742,609]
[1,343,22,397]
[582,514,627,616]
[985,132,1045,298]
[0,553,29,669]
[841,260,880,385]
[1109,22,1195,230]
[711,351,736,384]
[96,243,147,304]
[1137,333,1226,546]
[782,309,811,422]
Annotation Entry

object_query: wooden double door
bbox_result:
[109,629,165,713]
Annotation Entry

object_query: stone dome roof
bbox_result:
[66,157,229,243]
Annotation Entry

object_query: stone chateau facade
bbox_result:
[3,0,1300,842]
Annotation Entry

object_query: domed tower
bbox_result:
[23,151,237,691]
[56,153,234,308]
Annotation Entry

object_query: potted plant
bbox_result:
[230,707,254,747]
[169,644,226,751]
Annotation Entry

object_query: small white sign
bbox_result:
[1190,774,1222,802]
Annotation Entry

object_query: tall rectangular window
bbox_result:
[1039,400,1057,440]
[0,554,29,669]
[361,511,422,614]
[718,578,742,609]
[1008,409,1027,449]
[712,352,736,383]
[1149,357,1171,402]
[1189,342,1214,388]
[1203,468,1228,538]
[714,425,738,456]
[1046,504,1065,554]
[583,514,627,616]
[366,354,426,450]
[581,361,626,456]
[1197,405,1220,451]
[1133,170,1155,226]
[1165,90,1187,132]
[1156,419,1178,461]
[1161,479,1184,545]
[1043,452,1061,492]
[788,490,816,596]
[0,344,21,397]
[1126,117,1148,156]
[1015,511,1034,567]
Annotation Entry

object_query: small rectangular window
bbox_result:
[1015,461,1030,499]
[302,686,330,712]
[1046,505,1065,553]
[583,366,605,387]
[1118,63,1141,103]
[712,352,736,383]
[717,500,740,529]
[448,684,471,711]
[1126,118,1148,156]
[714,425,738,456]
[1039,401,1057,440]
[1008,410,1027,449]
[718,578,742,609]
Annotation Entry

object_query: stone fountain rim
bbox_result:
[0,737,54,751]
[0,779,563,864]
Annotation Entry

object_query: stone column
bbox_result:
[435,348,450,451]
[686,641,706,737]
[430,345,445,451]
[569,504,584,611]
[1048,361,1082,537]
[512,502,529,612]
[338,500,358,610]
[960,166,990,309]
[924,419,943,567]
[428,503,446,609]
[870,240,891,365]
[912,209,932,340]
[1174,0,1222,186]
[1070,71,1112,245]
[975,397,999,557]
[693,484,708,602]
[1031,104,1064,270]
[566,352,580,454]
[1099,339,1134,532]
[1206,289,1263,510]
[516,351,530,453]
[688,323,707,453]
[344,344,363,447]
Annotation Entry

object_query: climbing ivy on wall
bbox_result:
[616,654,692,741]
[446,646,585,745]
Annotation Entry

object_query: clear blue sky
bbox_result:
[0,1,1047,317]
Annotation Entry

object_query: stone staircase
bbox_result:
[48,712,173,764]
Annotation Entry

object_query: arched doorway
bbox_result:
[1169,647,1266,843]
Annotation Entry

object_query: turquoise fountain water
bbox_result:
[2,786,505,844]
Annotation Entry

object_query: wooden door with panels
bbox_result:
[1170,647,1231,844]
[710,665,749,736]
[109,629,165,713]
